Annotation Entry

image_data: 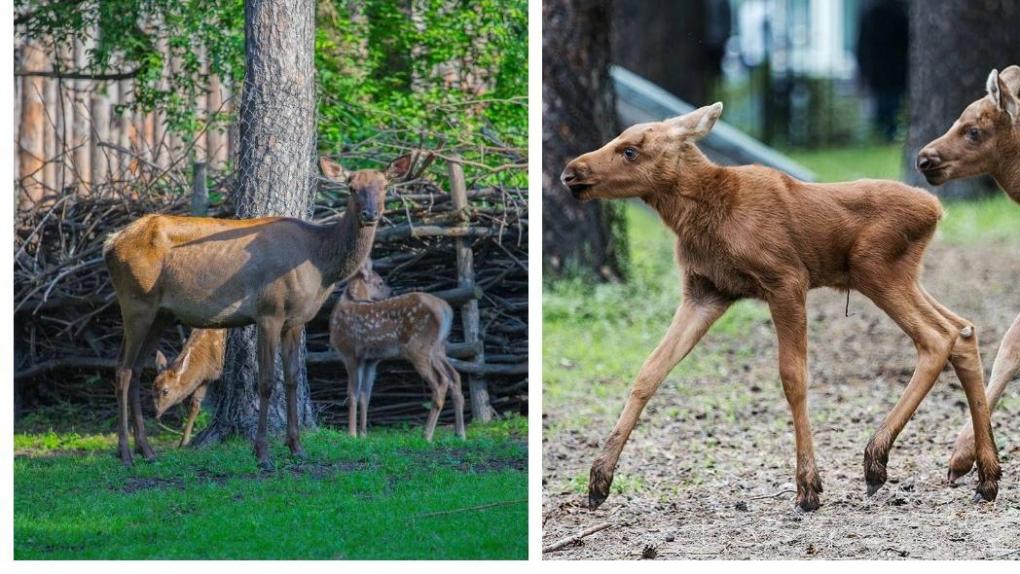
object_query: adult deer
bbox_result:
[917,65,1020,482]
[560,103,1000,511]
[153,328,227,447]
[103,153,419,468]
[329,260,465,441]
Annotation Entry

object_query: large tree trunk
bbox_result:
[904,0,1020,198]
[542,0,627,280]
[611,0,714,105]
[196,0,318,444]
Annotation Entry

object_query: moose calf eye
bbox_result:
[623,147,638,161]
[966,127,982,142]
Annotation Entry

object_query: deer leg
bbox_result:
[180,385,207,447]
[589,296,731,510]
[441,358,467,440]
[767,290,822,511]
[344,358,359,438]
[255,319,282,470]
[949,313,1019,481]
[114,310,157,465]
[129,317,168,460]
[281,325,305,459]
[413,354,449,442]
[358,361,378,437]
[857,281,963,496]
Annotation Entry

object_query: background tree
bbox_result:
[195,0,319,443]
[904,0,1020,198]
[542,0,626,280]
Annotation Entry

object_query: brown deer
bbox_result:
[560,103,1000,511]
[329,260,466,441]
[153,328,227,447]
[103,153,416,468]
[917,65,1020,482]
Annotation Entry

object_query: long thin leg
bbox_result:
[949,313,1019,481]
[114,309,157,465]
[129,317,169,459]
[767,289,823,511]
[588,295,731,509]
[440,358,466,439]
[254,319,282,470]
[413,354,448,442]
[180,385,207,447]
[344,358,359,437]
[358,361,378,436]
[281,325,305,458]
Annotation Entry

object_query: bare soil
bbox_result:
[543,240,1020,560]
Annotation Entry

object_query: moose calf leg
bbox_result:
[445,362,467,440]
[949,313,1019,480]
[282,326,305,458]
[768,294,822,511]
[254,321,281,470]
[358,362,377,437]
[419,359,449,442]
[589,297,730,510]
[180,392,203,447]
[344,359,359,438]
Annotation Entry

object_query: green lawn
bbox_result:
[14,417,527,560]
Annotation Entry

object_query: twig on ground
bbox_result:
[417,498,527,518]
[542,522,613,553]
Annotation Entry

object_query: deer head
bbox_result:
[343,259,393,302]
[917,66,1020,185]
[153,349,192,420]
[560,102,724,201]
[320,154,416,225]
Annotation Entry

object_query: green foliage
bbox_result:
[14,424,527,559]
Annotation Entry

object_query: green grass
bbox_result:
[785,143,906,182]
[14,418,527,560]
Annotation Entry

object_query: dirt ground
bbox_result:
[543,240,1020,560]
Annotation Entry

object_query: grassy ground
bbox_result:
[543,145,1020,559]
[14,415,527,560]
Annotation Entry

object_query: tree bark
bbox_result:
[542,0,627,280]
[196,0,318,444]
[904,0,1020,198]
[18,40,48,208]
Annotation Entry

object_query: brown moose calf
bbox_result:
[561,102,1000,511]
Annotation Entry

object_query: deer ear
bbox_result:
[385,154,414,181]
[997,72,1020,121]
[320,157,350,181]
[155,350,168,371]
[666,102,723,140]
[179,348,192,373]
[999,65,1020,96]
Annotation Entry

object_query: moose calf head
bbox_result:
[153,349,192,420]
[320,154,415,225]
[343,259,393,302]
[560,102,724,201]
[917,66,1020,185]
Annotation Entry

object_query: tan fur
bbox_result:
[562,103,1000,511]
[329,261,465,441]
[104,154,413,467]
[918,66,1020,480]
[153,328,226,446]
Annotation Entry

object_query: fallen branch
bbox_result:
[542,522,613,553]
[416,497,527,518]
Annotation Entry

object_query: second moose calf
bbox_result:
[330,261,466,441]
[153,328,227,447]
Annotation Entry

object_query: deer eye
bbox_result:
[966,127,982,142]
[622,147,639,161]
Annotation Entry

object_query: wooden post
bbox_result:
[90,82,110,188]
[43,73,58,192]
[447,156,493,422]
[18,41,48,208]
[72,37,91,190]
[192,161,208,215]
[207,74,227,169]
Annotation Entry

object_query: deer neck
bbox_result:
[320,200,378,285]
[992,131,1020,203]
[643,148,732,241]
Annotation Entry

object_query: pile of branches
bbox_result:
[14,146,528,428]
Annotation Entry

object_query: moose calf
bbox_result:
[918,65,1020,481]
[330,261,466,441]
[561,102,1000,511]
[153,328,226,447]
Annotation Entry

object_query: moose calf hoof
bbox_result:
[972,480,998,503]
[796,473,823,511]
[588,462,614,510]
[796,491,821,512]
[946,453,976,485]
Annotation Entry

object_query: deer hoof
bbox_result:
[947,453,976,485]
[796,492,821,512]
[257,459,275,473]
[866,481,884,496]
[588,463,614,510]
[972,482,997,503]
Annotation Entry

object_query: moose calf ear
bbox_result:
[989,69,1020,121]
[666,102,724,141]
[179,349,192,373]
[1000,65,1020,95]
[155,350,168,371]
[320,157,350,181]
[385,154,414,180]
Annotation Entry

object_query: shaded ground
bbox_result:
[15,418,527,559]
[543,204,1020,560]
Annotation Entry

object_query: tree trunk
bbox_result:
[196,0,318,444]
[904,0,1020,198]
[542,0,627,281]
[18,40,48,209]
[611,0,712,105]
